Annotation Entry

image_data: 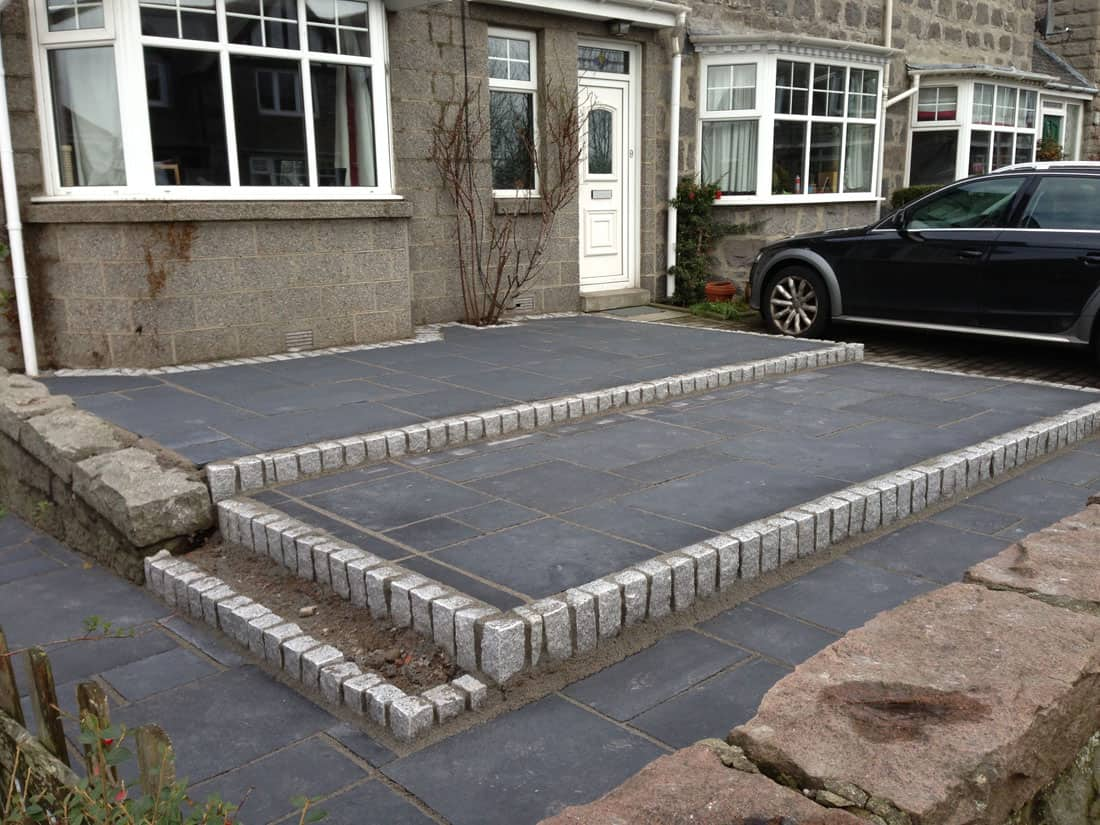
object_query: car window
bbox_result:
[907,176,1025,230]
[1020,176,1100,231]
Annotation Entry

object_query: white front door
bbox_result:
[579,78,633,291]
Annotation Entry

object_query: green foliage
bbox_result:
[1036,136,1063,162]
[31,500,52,526]
[667,179,724,307]
[890,184,943,209]
[3,717,324,825]
[688,300,754,322]
[81,616,136,640]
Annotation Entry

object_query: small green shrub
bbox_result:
[890,184,942,209]
[688,300,754,321]
[668,179,724,307]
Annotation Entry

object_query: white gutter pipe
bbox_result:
[873,0,893,220]
[0,0,38,375]
[664,11,686,299]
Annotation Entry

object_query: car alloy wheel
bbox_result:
[768,274,819,336]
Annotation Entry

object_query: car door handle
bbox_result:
[957,249,984,259]
[1084,253,1100,267]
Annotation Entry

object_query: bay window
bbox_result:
[697,44,886,204]
[908,79,1038,186]
[31,0,393,198]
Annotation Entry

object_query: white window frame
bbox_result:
[696,46,886,206]
[906,79,1042,186]
[1040,95,1089,161]
[488,27,538,199]
[30,0,396,201]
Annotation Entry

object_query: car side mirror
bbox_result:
[895,209,923,241]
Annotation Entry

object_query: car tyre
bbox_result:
[761,265,831,338]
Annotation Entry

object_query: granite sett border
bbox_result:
[144,550,488,742]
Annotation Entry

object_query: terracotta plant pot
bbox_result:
[704,280,737,303]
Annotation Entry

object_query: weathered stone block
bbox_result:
[201,584,236,627]
[342,672,383,713]
[513,605,544,667]
[731,584,1100,825]
[730,527,762,579]
[301,644,344,688]
[455,605,497,672]
[367,682,406,727]
[579,579,622,639]
[207,463,237,501]
[530,598,571,660]
[479,615,526,684]
[235,457,265,491]
[452,674,488,710]
[609,569,648,625]
[231,603,270,647]
[410,583,449,635]
[281,635,322,680]
[423,684,465,723]
[295,534,325,581]
[365,564,404,619]
[390,695,434,741]
[565,588,598,653]
[337,436,366,467]
[320,661,362,705]
[431,594,474,656]
[633,559,672,619]
[262,622,303,666]
[247,612,283,655]
[681,544,718,598]
[389,574,429,627]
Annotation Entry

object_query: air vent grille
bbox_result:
[511,292,535,312]
[285,330,314,351]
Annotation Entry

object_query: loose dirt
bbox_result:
[187,540,460,694]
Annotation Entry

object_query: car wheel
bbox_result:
[762,266,831,338]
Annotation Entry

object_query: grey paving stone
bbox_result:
[841,393,990,426]
[384,517,481,551]
[190,736,368,824]
[310,779,437,824]
[851,521,1010,583]
[383,695,664,825]
[101,647,217,701]
[0,514,36,548]
[964,476,1091,524]
[467,460,642,514]
[565,502,716,552]
[754,558,937,632]
[115,667,333,784]
[451,501,542,532]
[536,418,717,470]
[324,722,395,767]
[399,556,523,612]
[1033,450,1100,486]
[308,472,491,531]
[630,658,791,749]
[564,631,749,721]
[700,602,839,665]
[429,444,552,483]
[434,519,654,599]
[17,629,179,690]
[0,554,63,584]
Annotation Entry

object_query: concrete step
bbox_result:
[580,288,651,313]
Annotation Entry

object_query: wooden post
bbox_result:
[27,646,69,767]
[0,626,24,727]
[136,724,175,796]
[76,681,117,782]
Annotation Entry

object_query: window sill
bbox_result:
[714,194,884,207]
[25,197,413,224]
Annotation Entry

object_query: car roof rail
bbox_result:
[992,161,1100,173]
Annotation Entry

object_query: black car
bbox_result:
[748,162,1100,355]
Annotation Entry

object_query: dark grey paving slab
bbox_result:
[191,736,368,824]
[18,629,178,690]
[0,553,63,583]
[307,472,491,531]
[160,615,246,667]
[313,779,439,825]
[753,558,937,632]
[237,381,400,415]
[115,666,333,784]
[451,500,542,532]
[630,658,790,749]
[214,402,420,452]
[535,418,718,471]
[820,363,1002,399]
[255,354,395,384]
[434,519,655,599]
[0,513,36,548]
[42,374,162,396]
[266,500,407,560]
[467,460,643,514]
[384,517,482,551]
[428,442,552,483]
[101,646,218,701]
[699,603,839,666]
[958,381,1100,415]
[1032,450,1100,486]
[694,394,877,435]
[382,387,512,420]
[841,393,989,426]
[0,566,168,648]
[324,722,395,767]
[615,445,734,483]
[929,504,1021,536]
[564,631,749,721]
[848,521,1008,584]
[716,429,908,484]
[564,502,716,551]
[963,476,1092,524]
[383,695,666,825]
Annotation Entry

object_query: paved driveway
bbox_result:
[44,316,813,465]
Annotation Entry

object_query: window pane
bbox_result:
[140,0,216,40]
[918,86,958,122]
[701,120,757,195]
[141,6,179,37]
[1065,104,1081,160]
[808,122,840,193]
[179,10,217,40]
[307,24,338,53]
[577,46,628,74]
[908,176,1023,229]
[775,60,809,115]
[847,68,877,119]
[144,47,229,185]
[488,35,530,83]
[231,55,307,185]
[48,0,105,31]
[812,64,845,117]
[311,62,376,186]
[707,64,755,112]
[587,108,612,174]
[968,130,990,176]
[1017,90,1036,129]
[995,86,1016,127]
[992,130,1013,168]
[336,0,368,26]
[972,83,994,125]
[843,123,874,192]
[1014,135,1033,165]
[490,90,534,190]
[1022,176,1100,230]
[909,130,958,185]
[772,119,806,194]
[48,47,125,186]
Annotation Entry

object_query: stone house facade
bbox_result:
[0,0,1091,370]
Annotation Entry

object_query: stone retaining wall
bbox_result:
[543,503,1100,825]
[0,369,214,581]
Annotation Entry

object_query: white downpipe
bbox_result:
[873,0,894,221]
[664,11,686,299]
[0,0,38,376]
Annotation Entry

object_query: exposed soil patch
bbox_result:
[187,540,460,694]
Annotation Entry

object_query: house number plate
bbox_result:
[591,190,613,199]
